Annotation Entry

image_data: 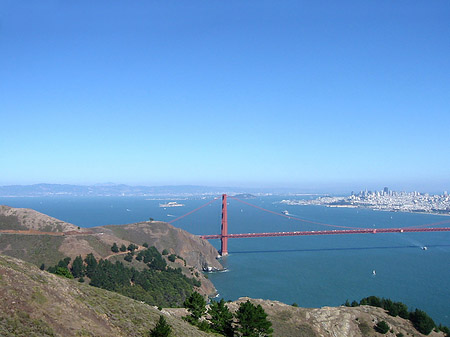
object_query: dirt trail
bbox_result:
[0,229,94,236]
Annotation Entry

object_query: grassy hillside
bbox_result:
[0,254,216,337]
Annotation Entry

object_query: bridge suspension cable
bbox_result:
[168,197,220,224]
[228,195,360,229]
[399,219,450,229]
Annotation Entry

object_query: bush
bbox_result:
[168,254,176,262]
[162,249,169,255]
[375,321,389,334]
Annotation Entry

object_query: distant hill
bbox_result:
[0,183,244,197]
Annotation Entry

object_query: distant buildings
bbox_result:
[281,188,450,215]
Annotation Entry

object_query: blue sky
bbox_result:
[1,1,449,192]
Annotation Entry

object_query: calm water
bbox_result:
[1,196,449,325]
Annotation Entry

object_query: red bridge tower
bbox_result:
[221,194,228,256]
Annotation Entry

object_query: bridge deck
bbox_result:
[199,227,450,240]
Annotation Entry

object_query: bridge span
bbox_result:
[199,227,450,240]
[169,194,450,256]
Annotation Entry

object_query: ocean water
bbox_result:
[1,196,449,326]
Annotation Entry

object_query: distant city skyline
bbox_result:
[1,1,449,192]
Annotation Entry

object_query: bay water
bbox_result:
[1,196,449,326]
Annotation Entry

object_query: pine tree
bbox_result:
[208,298,234,336]
[71,255,85,278]
[149,315,172,337]
[236,300,273,337]
[84,253,98,278]
[111,242,119,253]
[183,292,206,321]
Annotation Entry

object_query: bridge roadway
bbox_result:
[199,227,450,240]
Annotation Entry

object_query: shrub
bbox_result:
[168,254,176,262]
[375,321,389,334]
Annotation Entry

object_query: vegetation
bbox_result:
[345,295,446,336]
[409,309,436,335]
[45,246,200,307]
[149,315,172,337]
[183,294,272,337]
[236,300,273,337]
[208,299,234,337]
[375,320,389,334]
[71,255,84,278]
[183,292,206,322]
[111,242,119,253]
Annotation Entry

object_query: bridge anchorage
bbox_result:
[169,194,450,257]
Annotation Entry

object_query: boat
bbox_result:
[421,246,428,250]
[282,210,289,215]
[159,201,185,208]
[372,270,376,276]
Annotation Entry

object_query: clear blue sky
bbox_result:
[1,1,449,192]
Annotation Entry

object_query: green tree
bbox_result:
[143,242,149,248]
[111,242,119,253]
[39,263,45,270]
[120,244,127,252]
[124,253,133,262]
[57,257,71,268]
[71,255,85,278]
[236,300,273,337]
[208,298,234,337]
[409,309,436,335]
[149,315,172,337]
[162,249,169,255]
[168,254,176,262]
[84,253,98,278]
[375,321,390,334]
[183,292,206,321]
[128,243,138,252]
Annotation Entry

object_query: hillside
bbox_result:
[0,205,81,232]
[0,255,215,337]
[226,298,446,337]
[0,205,221,296]
[1,255,445,337]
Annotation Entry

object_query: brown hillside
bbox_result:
[0,205,81,232]
[0,254,216,337]
[227,297,446,337]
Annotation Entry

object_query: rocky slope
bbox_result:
[229,297,446,337]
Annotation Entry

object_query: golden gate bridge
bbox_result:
[168,194,450,256]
